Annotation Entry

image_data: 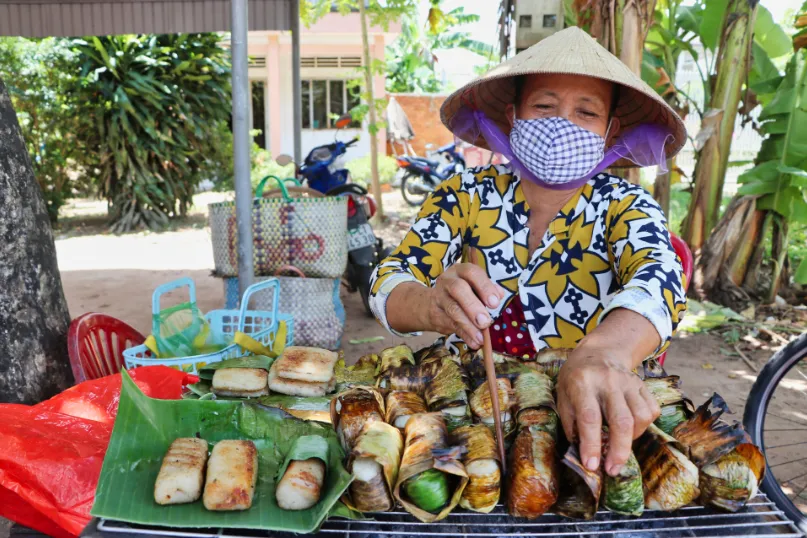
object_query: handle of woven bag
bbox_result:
[255,175,302,201]
[237,278,280,333]
[151,277,197,336]
[274,265,306,278]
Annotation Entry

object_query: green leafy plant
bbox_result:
[70,33,231,232]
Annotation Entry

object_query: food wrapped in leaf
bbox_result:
[470,378,514,438]
[601,430,643,516]
[655,403,691,435]
[699,442,765,512]
[515,371,555,416]
[275,435,329,511]
[635,424,700,511]
[334,353,379,392]
[414,343,453,364]
[393,413,468,522]
[507,425,560,519]
[644,376,694,435]
[452,424,501,513]
[348,421,404,513]
[534,348,570,382]
[386,391,428,430]
[379,344,415,373]
[330,387,385,452]
[257,395,331,423]
[517,407,559,435]
[464,354,538,390]
[554,445,602,520]
[376,359,443,394]
[425,359,472,431]
[672,393,747,467]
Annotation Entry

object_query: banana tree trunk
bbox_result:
[681,0,759,252]
[359,1,384,222]
[595,0,657,185]
[654,158,672,217]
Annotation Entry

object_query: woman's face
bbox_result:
[506,74,617,139]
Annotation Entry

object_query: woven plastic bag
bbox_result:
[208,176,348,278]
[0,366,193,538]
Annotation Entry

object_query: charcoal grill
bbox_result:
[85,494,802,538]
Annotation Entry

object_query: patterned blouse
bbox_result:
[369,165,687,357]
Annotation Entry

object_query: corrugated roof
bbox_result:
[0,0,294,38]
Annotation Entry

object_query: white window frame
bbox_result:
[302,78,358,130]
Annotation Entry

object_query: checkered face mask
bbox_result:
[509,116,608,186]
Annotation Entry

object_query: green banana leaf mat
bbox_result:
[91,370,353,532]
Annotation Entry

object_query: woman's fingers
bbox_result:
[603,392,634,477]
[456,264,505,309]
[445,276,493,330]
[435,292,483,348]
[626,385,659,439]
[572,391,603,472]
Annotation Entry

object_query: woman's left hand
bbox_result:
[556,345,660,477]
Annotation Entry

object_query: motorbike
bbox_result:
[395,142,466,207]
[276,115,389,316]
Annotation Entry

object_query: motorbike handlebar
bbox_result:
[345,137,360,147]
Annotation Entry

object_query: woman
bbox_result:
[369,28,687,478]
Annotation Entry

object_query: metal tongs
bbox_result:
[469,248,507,471]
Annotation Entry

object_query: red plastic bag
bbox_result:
[0,366,194,538]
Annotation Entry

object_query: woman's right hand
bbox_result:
[426,263,506,349]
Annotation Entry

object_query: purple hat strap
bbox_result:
[451,108,674,190]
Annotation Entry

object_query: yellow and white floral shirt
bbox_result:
[369,165,687,355]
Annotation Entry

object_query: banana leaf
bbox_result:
[334,354,379,392]
[506,425,559,519]
[379,344,415,373]
[515,371,555,414]
[453,424,501,513]
[197,355,275,380]
[330,387,385,452]
[635,424,701,511]
[464,355,538,390]
[655,403,692,435]
[554,445,602,520]
[671,393,747,467]
[699,443,765,512]
[533,348,570,382]
[257,395,332,423]
[644,376,687,407]
[277,435,329,482]
[347,421,404,513]
[602,453,643,516]
[91,371,353,532]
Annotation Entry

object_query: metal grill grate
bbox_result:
[93,494,802,538]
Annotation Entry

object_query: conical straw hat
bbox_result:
[440,26,687,166]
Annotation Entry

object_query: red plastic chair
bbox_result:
[67,313,146,383]
[658,233,693,367]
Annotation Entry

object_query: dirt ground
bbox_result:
[1,190,797,536]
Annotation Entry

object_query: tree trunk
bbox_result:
[681,0,758,251]
[589,0,657,185]
[359,1,384,222]
[767,215,788,303]
[0,78,73,404]
[654,158,672,217]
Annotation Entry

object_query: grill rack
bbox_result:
[91,494,802,538]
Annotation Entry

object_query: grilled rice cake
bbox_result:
[268,361,334,397]
[211,368,269,397]
[275,347,339,383]
[203,440,259,511]
[154,437,209,505]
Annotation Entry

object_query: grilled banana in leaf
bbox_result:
[453,424,501,513]
[330,386,385,452]
[464,354,538,390]
[534,348,570,382]
[425,359,471,431]
[635,423,700,511]
[601,430,643,516]
[334,353,379,392]
[386,390,428,431]
[348,421,404,513]
[506,425,559,519]
[515,370,555,414]
[672,393,746,467]
[379,345,415,374]
[655,403,691,435]
[393,413,468,522]
[517,407,559,435]
[470,378,514,438]
[699,442,765,512]
[554,444,602,520]
[644,376,686,407]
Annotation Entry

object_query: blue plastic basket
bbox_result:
[123,277,294,373]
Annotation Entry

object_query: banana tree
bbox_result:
[700,44,807,307]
